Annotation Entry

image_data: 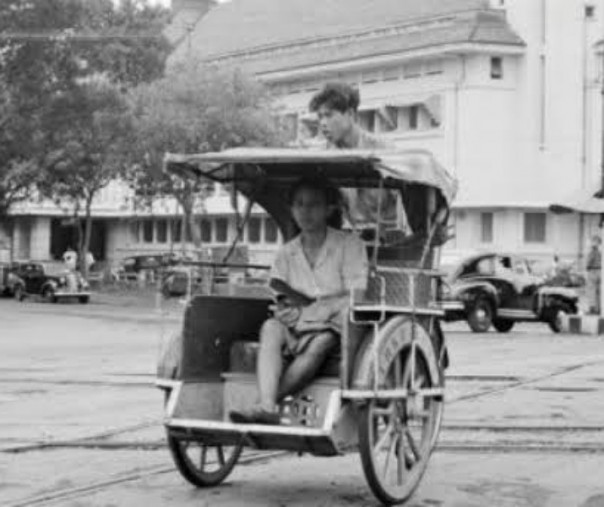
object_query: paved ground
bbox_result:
[1,296,604,506]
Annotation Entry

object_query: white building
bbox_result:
[3,0,604,267]
[170,0,604,264]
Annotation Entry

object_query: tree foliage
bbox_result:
[0,0,170,217]
[128,65,284,249]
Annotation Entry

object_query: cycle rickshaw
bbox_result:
[156,147,457,505]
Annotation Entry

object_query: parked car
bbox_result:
[11,262,91,303]
[440,252,579,333]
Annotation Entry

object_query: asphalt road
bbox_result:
[1,297,604,507]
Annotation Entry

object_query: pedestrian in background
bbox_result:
[586,235,602,314]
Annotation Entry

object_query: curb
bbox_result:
[561,315,604,335]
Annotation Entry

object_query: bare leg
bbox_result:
[257,318,288,411]
[278,331,338,401]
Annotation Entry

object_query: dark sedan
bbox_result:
[440,252,579,333]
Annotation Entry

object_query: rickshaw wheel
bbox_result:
[167,435,243,488]
[357,318,443,505]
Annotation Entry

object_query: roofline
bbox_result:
[200,8,504,61]
[251,42,524,82]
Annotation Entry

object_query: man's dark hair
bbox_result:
[309,82,360,114]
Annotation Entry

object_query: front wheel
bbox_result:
[357,318,443,505]
[548,304,571,333]
[13,285,25,302]
[79,295,89,304]
[167,435,243,487]
[493,318,514,333]
[42,287,57,303]
[467,296,493,333]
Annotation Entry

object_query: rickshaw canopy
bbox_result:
[164,147,457,206]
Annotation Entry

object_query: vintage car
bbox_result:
[440,252,579,333]
[11,262,91,303]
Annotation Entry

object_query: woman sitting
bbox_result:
[229,176,368,425]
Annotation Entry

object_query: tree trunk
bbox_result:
[80,196,94,278]
[179,185,202,259]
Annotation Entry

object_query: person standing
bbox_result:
[586,235,602,314]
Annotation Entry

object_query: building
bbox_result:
[169,0,604,264]
[0,0,281,268]
[4,0,604,267]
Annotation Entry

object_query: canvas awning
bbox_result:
[549,184,604,214]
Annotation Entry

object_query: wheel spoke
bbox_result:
[200,445,207,469]
[374,418,395,453]
[382,430,399,478]
[394,353,402,387]
[216,445,225,466]
[405,428,421,462]
[396,434,405,485]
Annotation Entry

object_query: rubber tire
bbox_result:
[79,296,90,304]
[548,304,571,333]
[167,434,242,488]
[356,317,443,505]
[467,296,493,333]
[42,287,57,303]
[492,319,514,333]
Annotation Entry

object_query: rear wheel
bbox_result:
[79,295,89,304]
[167,435,243,487]
[357,318,443,505]
[467,296,493,333]
[492,319,514,333]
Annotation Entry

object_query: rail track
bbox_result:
[5,358,604,506]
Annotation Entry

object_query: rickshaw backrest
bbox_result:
[179,295,271,381]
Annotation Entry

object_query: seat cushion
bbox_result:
[229,341,340,377]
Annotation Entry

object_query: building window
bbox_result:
[524,213,547,243]
[408,105,419,130]
[215,217,228,243]
[480,212,493,243]
[425,59,443,75]
[200,219,212,243]
[143,220,154,243]
[156,220,168,243]
[358,110,376,132]
[585,4,595,18]
[248,217,261,244]
[130,221,140,243]
[361,70,380,84]
[172,219,182,243]
[490,56,503,79]
[265,218,278,243]
[280,113,298,142]
[403,61,422,79]
[383,66,400,81]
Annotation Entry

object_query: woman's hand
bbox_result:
[270,304,301,328]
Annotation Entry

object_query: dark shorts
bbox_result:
[282,328,339,360]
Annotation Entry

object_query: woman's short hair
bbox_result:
[309,82,360,114]
[288,176,343,229]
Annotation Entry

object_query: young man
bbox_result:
[229,177,368,425]
[309,82,399,234]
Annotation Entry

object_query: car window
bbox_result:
[477,258,495,275]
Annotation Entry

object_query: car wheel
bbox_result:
[79,296,90,304]
[493,318,515,333]
[14,285,25,302]
[548,304,571,333]
[42,287,57,303]
[467,296,493,333]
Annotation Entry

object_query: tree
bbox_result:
[0,0,170,218]
[39,79,133,275]
[128,65,284,254]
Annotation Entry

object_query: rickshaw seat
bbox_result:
[229,341,341,377]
